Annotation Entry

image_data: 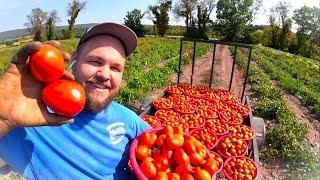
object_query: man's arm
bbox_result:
[0,41,74,137]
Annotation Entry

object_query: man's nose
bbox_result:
[96,66,111,81]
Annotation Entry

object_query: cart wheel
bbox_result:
[251,116,265,149]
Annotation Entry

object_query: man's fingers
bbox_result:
[61,70,75,80]
[43,40,61,49]
[44,111,75,126]
[12,41,41,64]
[62,52,71,63]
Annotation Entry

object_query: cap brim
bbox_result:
[78,23,137,56]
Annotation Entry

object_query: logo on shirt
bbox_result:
[106,122,126,145]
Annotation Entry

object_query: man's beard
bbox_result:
[74,74,119,113]
[84,89,118,113]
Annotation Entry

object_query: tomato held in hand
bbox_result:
[29,44,65,83]
[42,79,86,117]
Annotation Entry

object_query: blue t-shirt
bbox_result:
[0,101,151,179]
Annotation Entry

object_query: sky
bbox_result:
[0,0,319,33]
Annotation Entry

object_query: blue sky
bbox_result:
[0,0,318,33]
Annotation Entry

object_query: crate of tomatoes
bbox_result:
[137,83,259,180]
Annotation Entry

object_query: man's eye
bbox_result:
[111,67,120,72]
[88,61,100,65]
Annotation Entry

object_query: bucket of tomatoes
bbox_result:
[140,115,162,128]
[216,135,248,160]
[129,126,221,179]
[223,156,259,180]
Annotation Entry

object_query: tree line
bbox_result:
[25,0,320,59]
[25,0,86,41]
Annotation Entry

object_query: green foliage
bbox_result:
[148,1,172,36]
[238,47,320,177]
[124,9,146,37]
[215,0,261,41]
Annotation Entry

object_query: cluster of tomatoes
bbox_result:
[29,44,85,117]
[138,83,258,179]
[132,126,223,180]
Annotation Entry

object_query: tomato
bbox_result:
[223,156,257,180]
[41,79,86,117]
[168,133,184,149]
[154,171,169,180]
[180,174,194,180]
[139,131,157,147]
[189,152,205,166]
[174,148,190,165]
[140,158,157,178]
[156,134,167,147]
[161,146,174,160]
[154,155,170,172]
[190,128,218,149]
[167,85,183,95]
[175,164,192,175]
[203,157,219,175]
[194,168,211,180]
[29,44,65,83]
[168,172,180,180]
[183,139,197,155]
[153,98,174,109]
[141,115,161,128]
[135,145,151,161]
[162,125,174,134]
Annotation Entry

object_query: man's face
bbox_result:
[73,35,126,112]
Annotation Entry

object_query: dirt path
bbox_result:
[169,45,245,97]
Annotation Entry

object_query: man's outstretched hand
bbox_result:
[0,41,75,137]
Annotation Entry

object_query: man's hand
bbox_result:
[0,41,75,137]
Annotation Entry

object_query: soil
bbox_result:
[145,44,320,179]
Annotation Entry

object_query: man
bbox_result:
[0,23,151,179]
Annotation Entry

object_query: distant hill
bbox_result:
[0,23,98,43]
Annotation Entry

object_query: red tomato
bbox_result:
[168,172,180,180]
[203,157,219,175]
[183,139,197,155]
[174,148,190,165]
[175,164,192,175]
[139,132,157,147]
[154,155,170,172]
[135,145,151,161]
[168,134,184,149]
[189,152,205,166]
[161,146,174,160]
[155,134,167,147]
[194,168,211,180]
[140,159,157,178]
[29,44,65,83]
[180,174,194,180]
[154,171,168,180]
[41,79,86,117]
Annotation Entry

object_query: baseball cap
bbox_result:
[77,22,138,57]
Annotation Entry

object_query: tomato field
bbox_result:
[0,37,319,179]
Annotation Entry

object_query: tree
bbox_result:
[293,6,320,57]
[45,10,60,40]
[148,0,172,36]
[66,0,86,39]
[173,0,197,36]
[268,7,279,48]
[275,1,291,50]
[25,8,48,41]
[124,9,146,37]
[215,0,262,41]
[196,0,215,39]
